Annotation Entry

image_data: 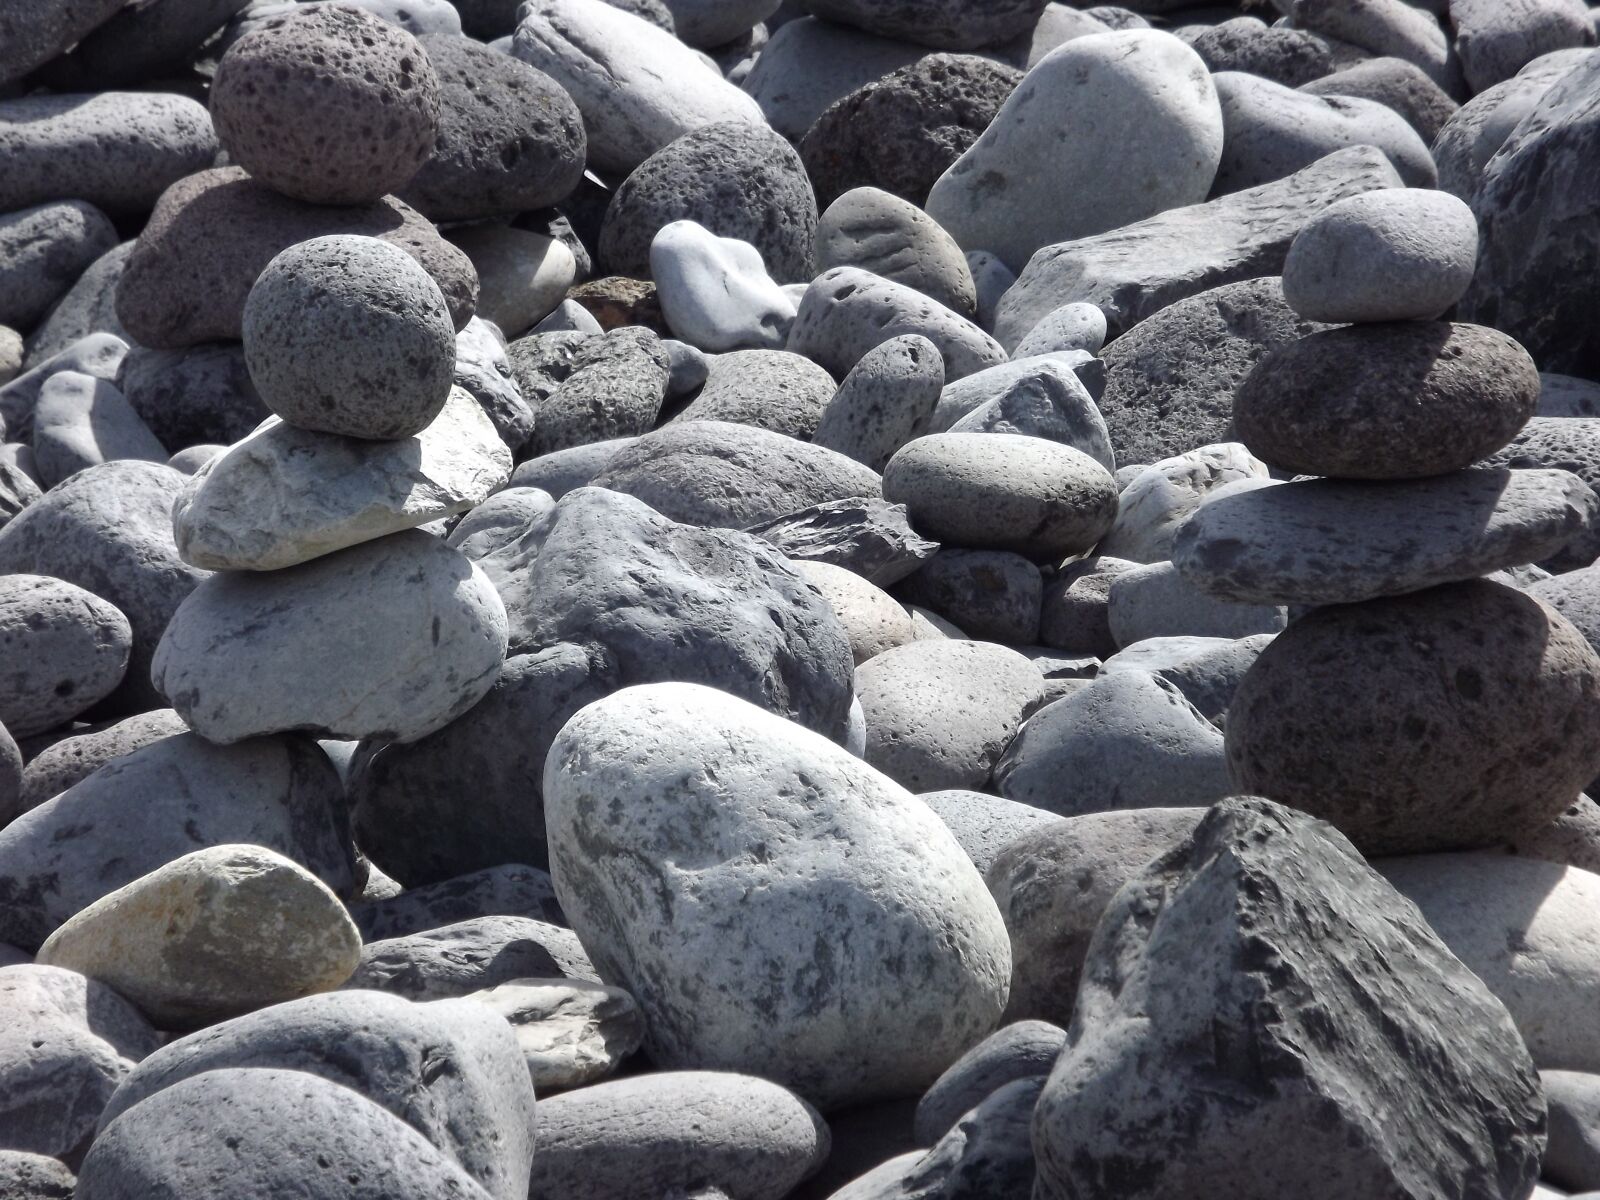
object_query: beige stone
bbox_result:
[471,976,645,1091]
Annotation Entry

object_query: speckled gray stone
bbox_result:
[0,0,126,87]
[816,187,977,318]
[211,5,442,205]
[31,372,166,489]
[894,547,1041,644]
[0,1150,76,1199]
[1452,0,1595,93]
[746,496,940,588]
[24,242,132,368]
[344,915,595,999]
[17,709,188,816]
[531,327,669,454]
[1183,16,1334,86]
[1299,55,1460,143]
[814,335,944,472]
[671,348,835,439]
[0,575,129,738]
[1101,443,1269,564]
[915,1020,1066,1143]
[937,356,1115,469]
[918,789,1063,875]
[0,202,118,333]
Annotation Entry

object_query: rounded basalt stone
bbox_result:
[243,235,456,440]
[0,574,131,739]
[1183,17,1334,87]
[1226,579,1600,857]
[803,0,1044,52]
[799,53,1024,209]
[210,5,442,206]
[399,34,586,222]
[1234,321,1540,480]
[599,121,818,283]
[1299,56,1461,145]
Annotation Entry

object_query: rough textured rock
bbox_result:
[0,732,352,950]
[894,547,1042,644]
[1542,1069,1600,1192]
[0,201,119,333]
[994,145,1403,349]
[25,238,128,364]
[1281,0,1458,92]
[1108,560,1286,646]
[0,574,129,739]
[544,683,1011,1109]
[346,915,595,999]
[37,845,361,1029]
[1031,798,1545,1200]
[1299,55,1460,143]
[210,5,442,205]
[349,864,566,941]
[1172,469,1598,605]
[1102,443,1268,563]
[472,976,641,1090]
[671,348,834,439]
[0,1151,75,1199]
[1184,16,1334,86]
[153,531,507,745]
[531,328,670,455]
[1451,0,1595,93]
[91,989,535,1200]
[932,356,1114,469]
[116,167,477,350]
[1234,322,1539,479]
[918,788,1064,875]
[915,1020,1066,1143]
[1038,555,1136,656]
[741,17,926,141]
[803,0,1042,51]
[0,0,127,87]
[529,1072,829,1200]
[816,187,976,318]
[794,560,914,665]
[116,341,270,451]
[0,331,127,442]
[454,318,533,450]
[18,709,189,814]
[799,54,1023,210]
[813,335,945,474]
[746,497,939,587]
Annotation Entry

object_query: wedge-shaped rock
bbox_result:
[174,387,511,571]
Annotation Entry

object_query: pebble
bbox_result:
[37,844,360,1029]
[116,167,478,349]
[450,225,576,339]
[600,120,817,283]
[1283,0,1458,93]
[894,547,1042,644]
[453,317,534,450]
[531,327,671,453]
[115,341,269,450]
[153,531,506,744]
[24,241,131,366]
[939,356,1115,467]
[799,54,1023,209]
[1451,0,1595,93]
[1182,15,1334,86]
[1299,55,1460,144]
[816,187,977,318]
[854,639,1043,791]
[746,496,940,587]
[1100,442,1269,563]
[17,709,189,815]
[917,787,1063,874]
[472,976,643,1090]
[1107,560,1286,646]
[346,914,595,999]
[650,221,796,351]
[0,93,216,217]
[545,683,1011,1108]
[813,334,944,472]
[511,0,765,175]
[1281,189,1479,323]
[927,30,1224,272]
[1011,302,1106,358]
[244,235,457,440]
[1235,321,1539,479]
[1,333,127,440]
[31,371,166,490]
[0,201,118,333]
[211,5,442,205]
[1038,554,1136,656]
[794,560,914,665]
[742,17,926,141]
[0,574,130,738]
[1173,468,1596,606]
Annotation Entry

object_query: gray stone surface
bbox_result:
[345,915,595,999]
[451,225,574,340]
[1011,302,1106,359]
[914,1020,1065,1143]
[795,560,914,664]
[35,0,255,89]
[894,547,1041,644]
[472,976,644,1091]
[1038,555,1136,656]
[116,341,270,451]
[1099,632,1273,724]
[934,356,1114,469]
[814,335,945,472]
[1543,1069,1600,1192]
[1226,578,1600,856]
[30,372,165,489]
[994,144,1403,348]
[672,348,834,439]
[509,436,635,497]
[1101,443,1268,563]
[0,731,351,951]
[531,327,669,455]
[0,574,130,739]
[0,1151,75,1200]
[0,201,118,333]
[17,709,189,814]
[1183,15,1334,85]
[805,0,1041,50]
[1299,55,1460,143]
[742,17,927,142]
[0,332,126,442]
[211,5,442,205]
[1281,0,1458,91]
[1031,798,1544,1200]
[1540,372,1600,418]
[1171,468,1598,605]
[446,487,555,560]
[917,788,1064,875]
[817,187,976,317]
[652,222,796,353]
[1108,560,1286,646]
[453,318,533,451]
[0,0,125,87]
[349,864,567,940]
[1452,0,1595,93]
[746,497,939,587]
[544,683,1011,1108]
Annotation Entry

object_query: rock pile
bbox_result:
[2,0,1600,1196]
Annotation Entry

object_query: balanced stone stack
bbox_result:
[1176,186,1600,858]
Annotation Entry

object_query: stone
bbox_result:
[115,341,270,451]
[450,225,575,340]
[532,298,602,336]
[883,433,1118,563]
[545,683,1012,1108]
[75,1068,502,1200]
[17,709,188,815]
[0,332,127,442]
[799,54,1023,209]
[244,235,456,440]
[997,2,1112,68]
[1101,443,1269,563]
[674,348,838,439]
[995,144,1404,348]
[474,486,854,736]
[532,327,670,455]
[1038,555,1136,656]
[528,1071,829,1199]
[1299,55,1460,143]
[1282,0,1458,93]
[30,372,165,489]
[805,0,1041,50]
[472,977,644,1091]
[652,222,795,352]
[742,17,926,142]
[1236,321,1538,479]
[600,121,815,283]
[1108,561,1286,646]
[935,357,1114,469]
[401,33,585,221]
[1031,798,1544,1200]
[994,668,1230,815]
[37,845,360,1029]
[917,789,1064,875]
[1011,302,1106,359]
[510,437,634,497]
[350,864,566,940]
[0,964,158,1163]
[592,420,882,528]
[855,639,1043,791]
[0,460,205,713]
[168,447,223,474]
[927,31,1223,273]
[566,274,666,332]
[788,267,1007,383]
[894,548,1041,644]
[0,1152,75,1199]
[813,336,943,473]
[116,168,477,349]
[1380,853,1600,1073]
[1542,372,1600,418]
[37,0,268,89]
[346,915,595,999]
[1100,632,1272,724]
[1544,1070,1600,1192]
[1452,0,1595,93]
[1486,420,1600,562]
[1281,189,1479,323]
[816,188,976,318]
[794,561,914,665]
[155,531,505,744]
[91,989,535,1200]
[1462,52,1600,380]
[966,251,1014,333]
[1171,469,1597,606]
[448,488,557,558]
[0,574,130,739]
[663,0,774,45]
[1227,578,1600,856]
[1212,71,1436,195]
[0,731,351,950]
[511,0,765,175]
[0,0,125,86]
[174,388,510,571]
[914,1020,1065,1144]
[0,327,19,384]
[746,497,939,587]
[211,5,441,205]
[986,808,1205,1026]
[0,201,118,333]
[0,454,40,533]
[1184,15,1333,86]
[455,318,534,451]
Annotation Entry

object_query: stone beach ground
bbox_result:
[4,0,1600,1195]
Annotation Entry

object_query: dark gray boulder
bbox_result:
[348,863,567,941]
[344,915,596,1000]
[746,498,939,588]
[914,1020,1064,1144]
